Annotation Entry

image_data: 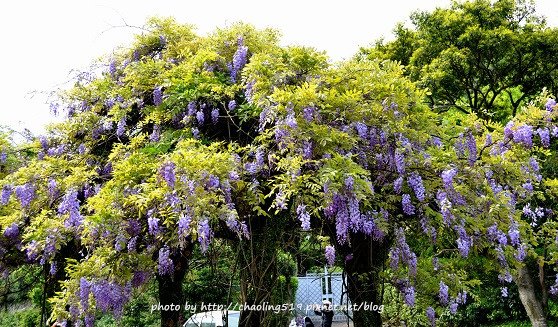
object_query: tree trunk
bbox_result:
[158,244,192,327]
[516,265,547,327]
[238,216,276,327]
[342,233,389,327]
[238,212,295,327]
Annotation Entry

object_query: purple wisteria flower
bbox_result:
[127,236,137,252]
[26,240,39,261]
[301,106,315,122]
[228,100,236,111]
[15,183,35,208]
[245,80,254,103]
[178,213,191,239]
[456,226,472,257]
[389,228,417,276]
[515,243,527,261]
[187,101,197,116]
[131,271,150,287]
[150,125,161,142]
[108,59,117,77]
[196,110,205,125]
[297,204,311,230]
[77,143,86,155]
[513,124,533,148]
[546,98,556,111]
[1,185,12,205]
[302,141,313,159]
[550,275,558,296]
[537,128,550,147]
[457,291,468,304]
[189,127,199,139]
[42,234,57,264]
[404,286,415,307]
[0,152,6,163]
[454,134,466,157]
[498,271,513,284]
[426,307,436,326]
[401,194,415,215]
[207,175,220,189]
[485,133,493,147]
[47,180,57,199]
[449,301,458,314]
[508,220,520,246]
[90,279,131,317]
[159,161,176,189]
[158,247,174,276]
[354,122,368,139]
[198,218,212,253]
[3,223,19,239]
[153,86,163,106]
[148,216,160,236]
[466,132,477,165]
[439,281,449,305]
[114,234,127,252]
[117,117,126,137]
[275,190,287,210]
[393,176,403,194]
[325,245,335,266]
[39,136,49,150]
[211,108,219,124]
[441,168,457,191]
[335,198,350,244]
[49,261,57,275]
[80,277,90,311]
[394,150,405,174]
[407,172,425,202]
[58,189,82,227]
[229,37,248,82]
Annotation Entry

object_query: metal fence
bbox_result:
[295,268,352,324]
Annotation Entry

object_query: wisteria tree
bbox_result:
[2,16,558,327]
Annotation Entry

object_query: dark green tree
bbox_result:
[365,0,558,122]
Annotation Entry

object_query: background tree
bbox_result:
[365,0,558,122]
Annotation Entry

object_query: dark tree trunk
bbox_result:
[158,244,192,327]
[238,212,295,327]
[238,216,275,327]
[516,265,547,327]
[341,233,390,327]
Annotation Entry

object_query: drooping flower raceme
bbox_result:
[297,204,311,231]
[158,247,174,276]
[426,307,436,326]
[401,194,415,215]
[198,218,212,253]
[153,86,163,106]
[439,281,449,305]
[229,37,248,82]
[407,172,425,202]
[3,223,19,239]
[1,185,12,205]
[58,189,82,227]
[15,183,35,208]
[159,161,176,189]
[325,245,335,266]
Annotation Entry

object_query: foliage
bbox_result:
[2,14,558,327]
[363,0,558,121]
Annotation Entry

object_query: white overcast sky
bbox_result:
[1,0,557,136]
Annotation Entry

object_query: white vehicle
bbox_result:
[183,311,303,327]
[183,310,240,327]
